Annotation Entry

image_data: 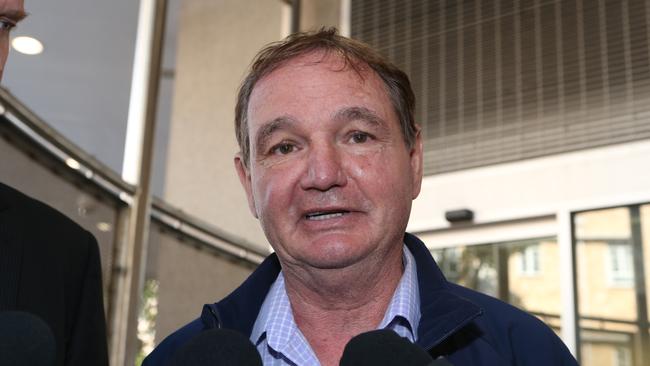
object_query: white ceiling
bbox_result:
[3,0,181,196]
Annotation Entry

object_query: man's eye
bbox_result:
[271,143,295,155]
[350,132,370,143]
[0,19,16,32]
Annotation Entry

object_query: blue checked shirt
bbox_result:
[250,245,421,366]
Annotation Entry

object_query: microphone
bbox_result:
[339,329,453,366]
[0,311,56,366]
[168,328,262,366]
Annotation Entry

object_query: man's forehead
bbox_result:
[259,51,370,87]
[251,52,380,103]
[247,50,391,127]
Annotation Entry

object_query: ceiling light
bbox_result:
[11,36,44,55]
[96,222,112,232]
[65,158,81,170]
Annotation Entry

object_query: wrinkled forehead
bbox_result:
[249,50,386,107]
[248,52,389,120]
[260,50,371,87]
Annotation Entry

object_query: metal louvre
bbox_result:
[351,0,650,175]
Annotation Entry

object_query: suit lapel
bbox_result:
[0,184,25,311]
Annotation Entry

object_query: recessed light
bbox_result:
[11,36,44,55]
[96,222,112,232]
[65,158,81,170]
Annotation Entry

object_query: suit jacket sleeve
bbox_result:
[65,231,109,366]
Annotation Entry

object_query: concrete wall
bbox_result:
[410,140,650,246]
[151,225,255,341]
[300,0,341,31]
[163,0,289,253]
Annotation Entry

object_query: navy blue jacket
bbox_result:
[144,233,578,365]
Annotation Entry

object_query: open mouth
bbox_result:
[305,211,350,221]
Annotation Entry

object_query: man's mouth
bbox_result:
[305,210,350,221]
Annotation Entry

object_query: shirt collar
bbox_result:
[251,244,421,348]
[378,244,421,341]
[251,272,320,365]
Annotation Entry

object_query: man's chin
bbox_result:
[296,244,373,270]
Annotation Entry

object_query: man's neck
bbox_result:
[281,246,404,366]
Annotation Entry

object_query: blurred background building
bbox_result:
[0,0,648,365]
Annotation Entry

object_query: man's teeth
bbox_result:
[306,212,345,220]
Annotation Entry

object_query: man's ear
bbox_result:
[409,125,424,200]
[234,153,258,218]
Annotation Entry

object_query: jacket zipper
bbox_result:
[207,305,222,329]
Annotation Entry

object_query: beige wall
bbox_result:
[300,0,341,31]
[152,226,254,341]
[164,0,288,253]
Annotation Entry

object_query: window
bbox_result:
[614,346,631,366]
[606,242,634,287]
[519,245,540,276]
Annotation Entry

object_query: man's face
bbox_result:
[0,0,26,80]
[235,52,423,271]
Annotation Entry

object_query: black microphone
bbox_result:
[0,311,56,366]
[339,329,453,366]
[168,328,262,366]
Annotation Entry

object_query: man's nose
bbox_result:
[299,142,347,191]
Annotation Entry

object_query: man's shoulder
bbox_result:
[143,317,205,366]
[0,182,91,241]
[445,282,577,365]
[447,282,542,324]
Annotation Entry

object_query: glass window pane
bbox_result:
[431,237,562,333]
[574,206,649,366]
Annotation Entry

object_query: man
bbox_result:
[0,0,25,79]
[0,1,109,364]
[145,29,577,365]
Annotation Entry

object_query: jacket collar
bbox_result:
[201,253,282,335]
[404,233,483,350]
[202,233,482,350]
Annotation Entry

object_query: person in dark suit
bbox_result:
[0,1,109,365]
[0,182,109,365]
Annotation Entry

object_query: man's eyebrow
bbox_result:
[254,116,296,153]
[2,10,28,22]
[333,106,384,127]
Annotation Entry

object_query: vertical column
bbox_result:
[339,0,351,37]
[291,0,301,33]
[629,205,650,365]
[496,245,510,302]
[558,209,580,361]
[111,0,167,365]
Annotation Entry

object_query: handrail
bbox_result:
[151,197,267,263]
[0,87,135,198]
[0,87,266,265]
[530,310,646,327]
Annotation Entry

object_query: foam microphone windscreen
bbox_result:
[168,328,262,366]
[0,311,56,366]
[339,329,435,366]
